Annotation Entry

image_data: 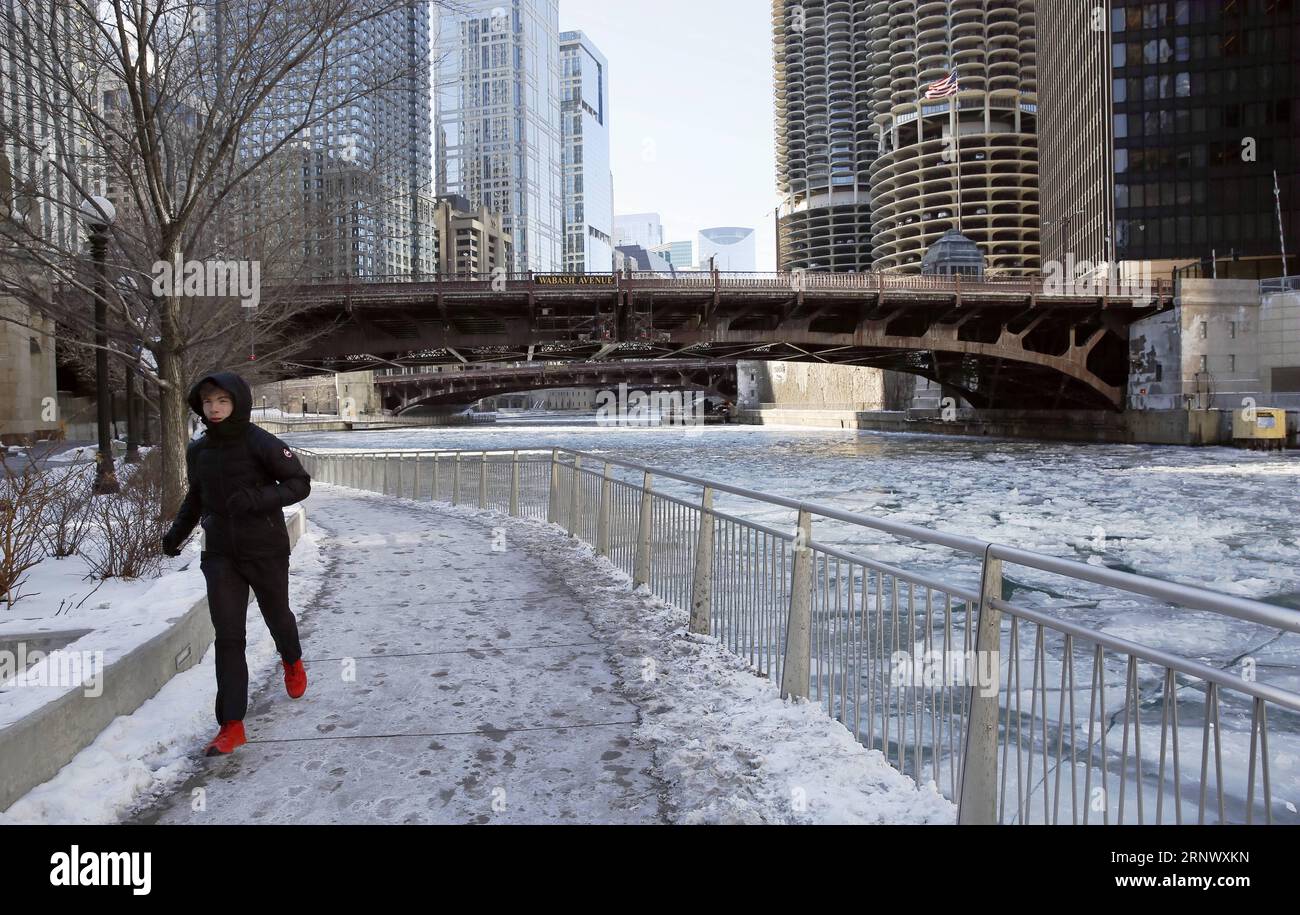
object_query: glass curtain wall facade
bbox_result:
[436,0,564,273]
[1110,0,1298,271]
[560,30,614,273]
[250,2,434,279]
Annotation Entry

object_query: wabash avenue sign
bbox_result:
[534,273,618,286]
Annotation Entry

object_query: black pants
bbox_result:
[200,552,303,726]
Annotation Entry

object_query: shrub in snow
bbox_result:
[40,463,95,558]
[0,453,59,607]
[81,450,165,581]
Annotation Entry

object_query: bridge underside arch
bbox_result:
[284,283,1168,412]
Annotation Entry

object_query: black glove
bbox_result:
[161,528,184,557]
[225,487,261,516]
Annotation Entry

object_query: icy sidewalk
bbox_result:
[133,484,951,825]
[134,486,665,824]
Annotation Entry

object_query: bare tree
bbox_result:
[0,0,442,514]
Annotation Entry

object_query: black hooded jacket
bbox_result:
[165,371,311,558]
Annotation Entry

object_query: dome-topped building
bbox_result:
[920,228,986,277]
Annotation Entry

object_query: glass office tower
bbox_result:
[560,30,614,273]
[436,0,564,273]
[1109,0,1298,273]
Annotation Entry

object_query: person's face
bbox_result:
[202,388,234,424]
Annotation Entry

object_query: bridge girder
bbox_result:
[279,278,1171,411]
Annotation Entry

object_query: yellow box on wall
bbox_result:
[1232,407,1287,450]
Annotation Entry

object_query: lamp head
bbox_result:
[79,195,116,230]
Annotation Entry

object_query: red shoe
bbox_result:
[205,720,246,757]
[283,658,307,699]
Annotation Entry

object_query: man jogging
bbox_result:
[161,371,311,757]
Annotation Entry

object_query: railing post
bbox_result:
[432,453,440,501]
[595,462,612,556]
[382,453,389,496]
[689,486,716,635]
[958,549,1003,825]
[414,454,422,501]
[547,449,561,524]
[780,509,814,701]
[633,471,654,589]
[479,451,488,509]
[566,454,582,537]
[452,452,461,506]
[397,454,404,499]
[509,450,520,517]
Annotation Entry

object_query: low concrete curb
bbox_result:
[0,507,308,813]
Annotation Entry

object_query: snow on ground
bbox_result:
[0,526,327,824]
[451,501,955,824]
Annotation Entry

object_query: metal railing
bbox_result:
[296,446,1300,825]
[275,270,1174,302]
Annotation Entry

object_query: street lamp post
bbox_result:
[80,196,118,494]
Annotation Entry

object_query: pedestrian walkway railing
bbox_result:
[295,447,1300,825]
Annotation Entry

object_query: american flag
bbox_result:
[924,69,960,99]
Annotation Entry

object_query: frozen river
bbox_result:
[284,420,1300,684]
[285,419,1300,602]
[287,418,1300,684]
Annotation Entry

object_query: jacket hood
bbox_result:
[188,371,253,438]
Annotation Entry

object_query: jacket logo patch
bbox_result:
[283,448,293,459]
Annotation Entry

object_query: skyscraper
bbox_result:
[866,0,1040,276]
[772,0,879,272]
[560,30,614,273]
[1107,0,1297,275]
[0,0,91,251]
[1037,1,1115,269]
[436,0,564,273]
[774,1,1040,276]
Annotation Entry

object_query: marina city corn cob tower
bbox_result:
[774,1,1041,275]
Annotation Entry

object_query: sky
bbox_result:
[559,0,780,270]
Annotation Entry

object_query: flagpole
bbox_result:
[949,1,961,235]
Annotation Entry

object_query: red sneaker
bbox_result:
[283,658,307,699]
[205,720,246,757]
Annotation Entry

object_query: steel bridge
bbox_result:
[275,272,1174,410]
[375,359,738,413]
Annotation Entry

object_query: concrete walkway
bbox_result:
[134,487,666,824]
